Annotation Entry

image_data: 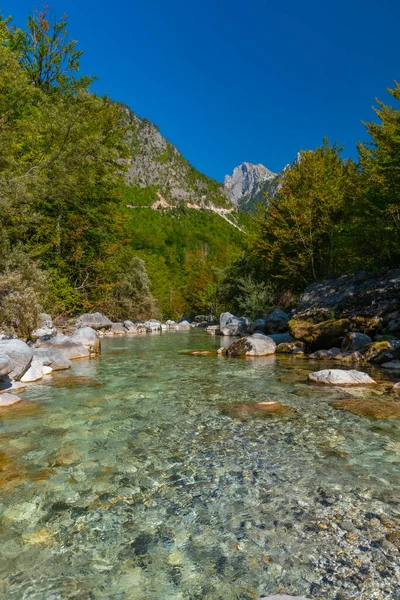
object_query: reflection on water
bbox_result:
[0,331,399,599]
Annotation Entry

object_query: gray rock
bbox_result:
[220,312,250,336]
[144,320,161,332]
[178,320,191,330]
[33,333,89,360]
[30,327,57,341]
[308,369,376,386]
[71,327,101,354]
[39,313,53,329]
[227,333,276,357]
[109,323,127,335]
[341,332,372,352]
[309,347,341,359]
[32,348,71,371]
[166,320,179,330]
[265,309,290,334]
[250,318,267,334]
[382,360,400,370]
[0,354,13,377]
[269,333,294,344]
[0,393,22,407]
[20,356,44,383]
[277,341,305,354]
[123,320,138,333]
[75,312,112,330]
[0,339,33,381]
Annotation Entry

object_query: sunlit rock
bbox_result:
[0,339,33,380]
[226,333,276,357]
[308,369,376,386]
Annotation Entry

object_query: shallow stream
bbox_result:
[0,332,399,599]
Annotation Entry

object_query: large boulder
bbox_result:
[0,354,14,378]
[110,323,128,335]
[33,333,89,360]
[166,320,179,330]
[75,312,112,330]
[70,327,101,354]
[123,320,138,333]
[144,320,161,332]
[32,348,71,371]
[269,333,294,344]
[178,320,191,330]
[0,339,33,381]
[250,319,267,334]
[308,369,376,386]
[341,332,372,352]
[20,356,44,383]
[288,317,370,351]
[227,333,276,357]
[220,312,250,336]
[265,309,290,334]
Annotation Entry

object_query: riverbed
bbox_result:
[0,331,399,599]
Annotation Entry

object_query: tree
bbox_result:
[251,140,351,289]
[6,5,93,92]
[355,82,400,268]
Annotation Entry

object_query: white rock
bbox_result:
[21,356,44,383]
[42,366,53,375]
[308,369,376,386]
[0,393,22,407]
[227,333,277,357]
[32,348,71,371]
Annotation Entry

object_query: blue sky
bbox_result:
[3,1,398,181]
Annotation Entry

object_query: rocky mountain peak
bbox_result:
[224,162,277,206]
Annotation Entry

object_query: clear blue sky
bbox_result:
[3,1,399,181]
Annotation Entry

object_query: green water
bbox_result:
[0,331,399,600]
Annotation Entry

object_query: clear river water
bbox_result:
[0,331,399,600]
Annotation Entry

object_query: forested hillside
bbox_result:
[0,8,245,334]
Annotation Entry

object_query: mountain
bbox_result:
[224,162,279,211]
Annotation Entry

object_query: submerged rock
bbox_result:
[225,401,293,419]
[0,393,22,407]
[0,339,33,380]
[308,369,376,386]
[226,334,276,357]
[331,397,400,419]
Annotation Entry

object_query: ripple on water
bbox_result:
[0,331,399,600]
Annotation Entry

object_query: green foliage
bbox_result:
[250,140,352,289]
[351,82,400,268]
[5,6,93,92]
[0,244,49,338]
